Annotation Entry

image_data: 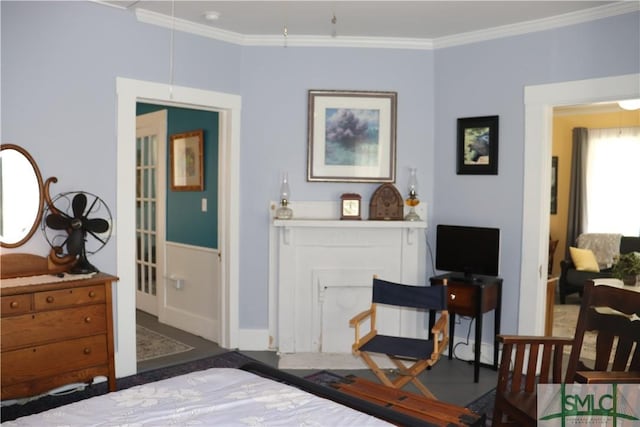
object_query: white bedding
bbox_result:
[5,368,392,426]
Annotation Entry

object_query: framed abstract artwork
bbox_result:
[307,90,397,182]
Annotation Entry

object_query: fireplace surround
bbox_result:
[269,201,428,355]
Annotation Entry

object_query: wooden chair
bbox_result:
[493,280,640,426]
[349,277,449,399]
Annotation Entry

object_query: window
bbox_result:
[585,127,640,236]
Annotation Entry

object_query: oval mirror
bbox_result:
[0,144,45,248]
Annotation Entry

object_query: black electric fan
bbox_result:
[43,191,112,274]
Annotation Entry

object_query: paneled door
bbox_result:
[135,110,167,316]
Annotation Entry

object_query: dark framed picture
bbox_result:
[457,115,499,175]
[550,156,558,214]
[170,129,204,191]
[307,90,397,182]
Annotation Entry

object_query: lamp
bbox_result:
[275,172,293,219]
[618,99,640,111]
[404,167,420,221]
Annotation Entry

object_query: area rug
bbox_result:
[553,303,599,361]
[136,324,194,361]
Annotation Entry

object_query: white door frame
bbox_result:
[519,73,639,336]
[115,78,241,377]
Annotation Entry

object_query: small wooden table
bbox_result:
[429,274,502,383]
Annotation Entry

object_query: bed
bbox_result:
[3,362,442,426]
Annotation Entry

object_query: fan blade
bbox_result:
[86,218,109,233]
[72,193,87,218]
[67,229,85,255]
[46,214,71,230]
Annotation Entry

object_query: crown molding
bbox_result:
[131,2,638,51]
[434,1,639,49]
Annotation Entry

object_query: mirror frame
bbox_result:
[0,144,46,248]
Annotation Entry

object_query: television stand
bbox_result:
[449,274,483,284]
[429,273,502,383]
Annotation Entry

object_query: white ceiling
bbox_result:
[102,1,618,40]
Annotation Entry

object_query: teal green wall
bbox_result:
[137,103,218,249]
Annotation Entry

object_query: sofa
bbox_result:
[559,234,640,303]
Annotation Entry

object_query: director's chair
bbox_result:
[349,276,449,399]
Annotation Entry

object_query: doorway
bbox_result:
[520,73,639,337]
[115,78,241,378]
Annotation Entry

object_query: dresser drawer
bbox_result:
[1,304,107,350]
[0,294,32,317]
[34,285,105,310]
[1,334,108,386]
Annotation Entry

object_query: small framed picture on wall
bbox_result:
[457,115,499,175]
[170,129,204,191]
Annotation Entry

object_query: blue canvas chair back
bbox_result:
[372,278,446,310]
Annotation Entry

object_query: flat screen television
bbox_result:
[435,224,500,280]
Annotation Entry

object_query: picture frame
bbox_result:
[170,129,204,191]
[456,115,499,175]
[550,156,558,214]
[307,90,397,182]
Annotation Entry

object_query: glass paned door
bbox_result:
[135,110,166,316]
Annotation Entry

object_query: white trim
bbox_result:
[115,77,241,377]
[237,328,271,351]
[128,2,639,50]
[435,2,638,49]
[520,74,640,336]
[165,240,219,253]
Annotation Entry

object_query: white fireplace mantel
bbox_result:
[268,201,428,354]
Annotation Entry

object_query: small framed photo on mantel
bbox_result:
[457,115,499,175]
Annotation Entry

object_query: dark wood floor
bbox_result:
[136,310,497,407]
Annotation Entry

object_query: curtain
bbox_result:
[585,126,640,236]
[565,127,588,258]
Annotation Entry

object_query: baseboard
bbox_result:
[160,308,217,342]
[235,327,497,366]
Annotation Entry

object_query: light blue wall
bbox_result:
[2,1,638,334]
[433,13,640,330]
[237,46,435,327]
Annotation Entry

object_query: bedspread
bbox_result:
[5,368,391,426]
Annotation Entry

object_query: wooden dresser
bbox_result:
[1,273,118,400]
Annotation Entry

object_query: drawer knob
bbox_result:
[10,301,19,308]
[89,291,96,298]
[84,316,92,323]
[46,296,55,303]
[83,347,92,355]
[450,294,456,300]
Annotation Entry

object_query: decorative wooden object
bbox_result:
[0,254,118,400]
[369,183,403,220]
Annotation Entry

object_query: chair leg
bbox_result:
[492,407,504,426]
[390,358,436,399]
[410,377,436,400]
[360,352,395,388]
